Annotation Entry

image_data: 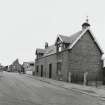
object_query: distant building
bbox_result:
[2,66,8,71]
[8,59,22,72]
[23,61,34,74]
[34,20,104,85]
[0,64,3,71]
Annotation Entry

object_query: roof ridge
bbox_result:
[69,30,82,37]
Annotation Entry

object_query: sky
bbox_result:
[0,0,105,65]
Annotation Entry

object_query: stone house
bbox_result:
[34,20,104,85]
[8,59,22,72]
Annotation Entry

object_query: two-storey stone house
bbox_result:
[34,20,104,85]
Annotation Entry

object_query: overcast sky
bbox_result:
[0,0,105,65]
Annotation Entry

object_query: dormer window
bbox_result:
[56,37,62,53]
[55,35,70,53]
[36,49,45,59]
[36,53,44,59]
[63,43,70,49]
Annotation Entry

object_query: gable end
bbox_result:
[69,29,103,55]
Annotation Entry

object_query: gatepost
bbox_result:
[83,72,88,85]
[68,72,72,82]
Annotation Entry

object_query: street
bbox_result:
[0,72,104,105]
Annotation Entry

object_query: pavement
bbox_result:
[0,71,105,105]
[26,74,105,100]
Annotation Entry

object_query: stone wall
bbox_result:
[35,50,69,81]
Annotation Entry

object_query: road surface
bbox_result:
[0,72,104,105]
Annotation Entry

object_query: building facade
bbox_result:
[34,20,104,85]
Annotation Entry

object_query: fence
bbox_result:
[70,71,103,86]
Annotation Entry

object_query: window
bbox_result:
[57,44,62,52]
[63,43,69,49]
[30,63,34,66]
[56,37,62,52]
[57,62,62,80]
[58,46,62,52]
[57,62,62,74]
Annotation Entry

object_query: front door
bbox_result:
[49,64,52,78]
[41,65,43,77]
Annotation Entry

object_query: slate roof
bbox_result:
[36,30,84,57]
[44,45,56,56]
[59,30,82,44]
[36,28,103,57]
[36,48,46,54]
[36,46,56,56]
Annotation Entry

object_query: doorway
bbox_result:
[49,64,52,78]
[41,65,43,77]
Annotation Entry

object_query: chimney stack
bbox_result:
[82,16,90,30]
